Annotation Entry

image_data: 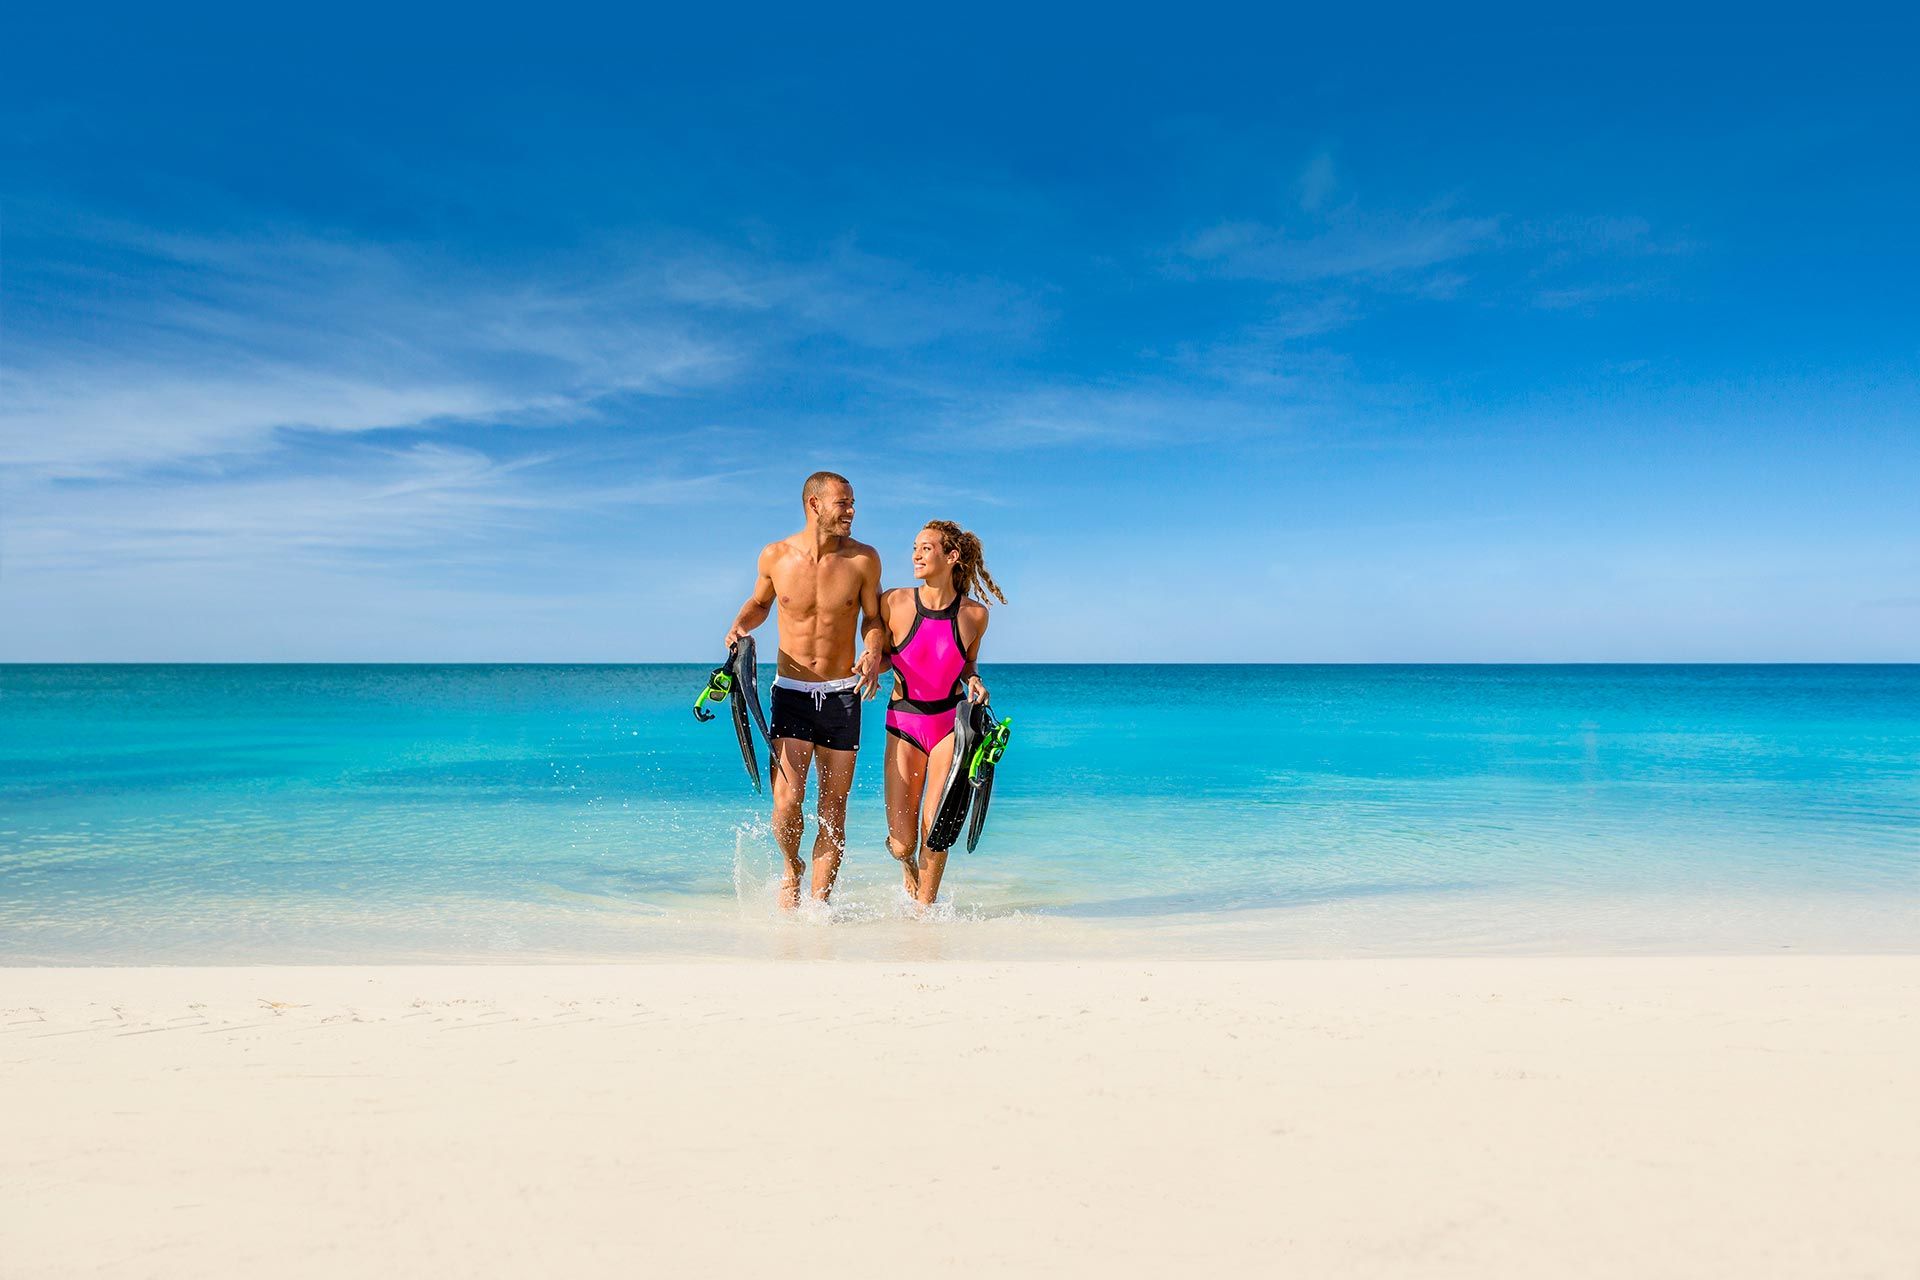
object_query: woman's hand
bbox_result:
[854,647,887,700]
[965,674,990,705]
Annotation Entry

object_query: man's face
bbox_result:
[813,482,855,536]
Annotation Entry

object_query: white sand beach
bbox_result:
[5,957,1917,1278]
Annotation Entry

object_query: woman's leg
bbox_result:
[914,731,959,906]
[883,729,928,899]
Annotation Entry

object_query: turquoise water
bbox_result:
[3,664,1917,962]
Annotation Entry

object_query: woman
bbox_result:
[880,520,1006,907]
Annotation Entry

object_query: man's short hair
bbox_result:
[802,470,851,508]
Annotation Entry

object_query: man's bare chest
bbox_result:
[773,561,862,618]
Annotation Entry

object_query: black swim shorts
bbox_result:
[769,684,862,752]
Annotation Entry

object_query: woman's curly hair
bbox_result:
[923,520,1006,606]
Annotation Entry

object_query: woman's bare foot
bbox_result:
[887,837,921,899]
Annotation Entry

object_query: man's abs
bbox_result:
[775,625,857,680]
[772,575,864,679]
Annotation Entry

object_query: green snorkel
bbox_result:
[692,665,734,722]
[968,713,1011,785]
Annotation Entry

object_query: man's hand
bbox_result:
[723,625,746,651]
[853,647,885,700]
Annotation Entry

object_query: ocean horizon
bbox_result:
[5,662,1917,964]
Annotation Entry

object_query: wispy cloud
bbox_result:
[1295,150,1339,213]
[1173,155,1686,323]
[2,222,735,476]
[0,217,1042,480]
[1533,280,1650,310]
[1180,209,1503,285]
[925,380,1328,452]
[1172,298,1359,390]
[1515,214,1692,260]
[1515,214,1691,310]
[3,439,744,580]
[659,239,1044,349]
[0,208,1062,630]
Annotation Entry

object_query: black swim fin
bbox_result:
[728,645,763,794]
[734,635,770,747]
[925,698,989,853]
[965,770,995,853]
[695,641,764,794]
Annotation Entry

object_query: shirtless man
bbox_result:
[722,471,884,907]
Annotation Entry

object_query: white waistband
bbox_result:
[772,674,861,693]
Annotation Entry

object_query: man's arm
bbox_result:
[852,551,886,698]
[723,546,778,649]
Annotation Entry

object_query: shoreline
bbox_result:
[10,941,1920,968]
[12,884,1919,966]
[7,955,1917,1277]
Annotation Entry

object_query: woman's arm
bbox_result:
[960,606,991,704]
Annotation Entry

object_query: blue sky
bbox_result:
[3,6,1916,660]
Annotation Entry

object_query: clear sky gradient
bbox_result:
[4,7,1916,661]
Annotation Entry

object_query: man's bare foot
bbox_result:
[779,866,803,910]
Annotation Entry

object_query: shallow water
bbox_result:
[3,664,1917,962]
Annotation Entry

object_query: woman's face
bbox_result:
[911,530,956,582]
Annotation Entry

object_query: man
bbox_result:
[723,471,884,908]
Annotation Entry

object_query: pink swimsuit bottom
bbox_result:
[884,588,968,756]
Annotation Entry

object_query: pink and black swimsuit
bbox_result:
[885,588,971,755]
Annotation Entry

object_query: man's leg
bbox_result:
[810,747,858,902]
[770,737,814,910]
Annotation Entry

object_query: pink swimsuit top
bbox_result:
[884,588,969,754]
